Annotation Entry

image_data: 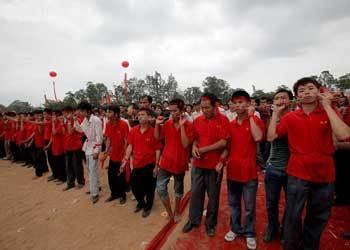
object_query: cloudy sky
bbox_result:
[1,0,350,106]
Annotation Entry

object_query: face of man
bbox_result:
[137,110,150,125]
[64,111,73,119]
[201,99,215,119]
[186,106,192,114]
[297,82,319,104]
[273,92,291,108]
[232,97,250,115]
[228,101,236,112]
[169,104,181,121]
[107,110,116,120]
[139,97,150,109]
[260,99,268,110]
[79,109,88,118]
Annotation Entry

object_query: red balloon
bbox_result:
[49,71,57,77]
[121,61,129,68]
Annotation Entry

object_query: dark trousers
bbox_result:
[334,149,350,203]
[131,164,156,211]
[65,150,85,186]
[52,154,66,181]
[283,176,334,250]
[228,179,258,237]
[34,148,48,176]
[189,167,223,228]
[10,142,21,162]
[265,165,288,234]
[108,160,127,199]
[0,139,5,158]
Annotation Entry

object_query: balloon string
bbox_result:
[53,81,58,102]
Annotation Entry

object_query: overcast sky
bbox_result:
[1,0,350,106]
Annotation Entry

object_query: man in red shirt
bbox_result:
[31,110,49,178]
[45,110,66,184]
[154,99,193,223]
[183,93,230,237]
[62,106,84,191]
[22,113,36,168]
[268,77,350,250]
[121,108,161,218]
[223,90,264,250]
[43,108,55,181]
[103,104,129,204]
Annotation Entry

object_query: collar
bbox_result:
[295,104,323,116]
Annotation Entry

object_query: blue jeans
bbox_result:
[264,164,287,234]
[283,176,334,250]
[227,179,258,237]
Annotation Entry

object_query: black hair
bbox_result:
[43,108,52,114]
[162,101,169,104]
[293,77,321,95]
[54,110,63,116]
[62,105,73,112]
[169,98,185,111]
[201,92,218,107]
[253,98,260,106]
[231,90,251,101]
[33,109,43,114]
[77,101,92,112]
[140,95,153,103]
[186,104,193,109]
[138,108,152,116]
[274,88,294,100]
[107,104,120,116]
[128,103,138,110]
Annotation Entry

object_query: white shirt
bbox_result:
[75,114,103,155]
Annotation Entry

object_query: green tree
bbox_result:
[184,87,202,104]
[202,76,229,100]
[7,100,33,113]
[337,73,350,90]
[74,89,87,103]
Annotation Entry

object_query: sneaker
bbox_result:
[246,237,257,250]
[224,231,237,242]
[105,196,118,203]
[47,175,56,182]
[206,226,216,237]
[182,221,198,233]
[92,195,99,204]
[142,209,151,218]
[119,197,126,205]
[63,185,75,191]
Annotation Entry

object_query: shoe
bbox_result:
[76,184,84,189]
[119,197,126,205]
[56,180,64,185]
[134,206,143,213]
[105,196,118,203]
[47,176,55,182]
[27,165,33,168]
[263,227,276,242]
[92,195,99,204]
[224,230,238,242]
[206,226,216,237]
[63,185,75,191]
[182,221,198,233]
[142,209,151,218]
[246,237,257,250]
[53,179,60,182]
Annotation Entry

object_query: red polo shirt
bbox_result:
[227,116,265,182]
[44,119,52,141]
[64,119,82,151]
[52,121,65,156]
[15,125,24,145]
[127,125,162,168]
[343,105,350,127]
[276,106,335,183]
[0,120,4,138]
[105,119,129,162]
[24,122,35,140]
[159,120,194,174]
[192,112,230,169]
[34,124,45,148]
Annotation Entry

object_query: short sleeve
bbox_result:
[127,128,135,146]
[218,116,230,140]
[276,115,288,137]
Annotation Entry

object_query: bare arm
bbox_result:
[198,139,227,154]
[249,116,264,142]
[323,104,350,141]
[267,106,285,142]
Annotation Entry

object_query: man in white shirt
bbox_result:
[75,101,103,204]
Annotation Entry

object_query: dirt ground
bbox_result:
[0,159,191,250]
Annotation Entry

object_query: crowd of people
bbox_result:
[0,77,350,250]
